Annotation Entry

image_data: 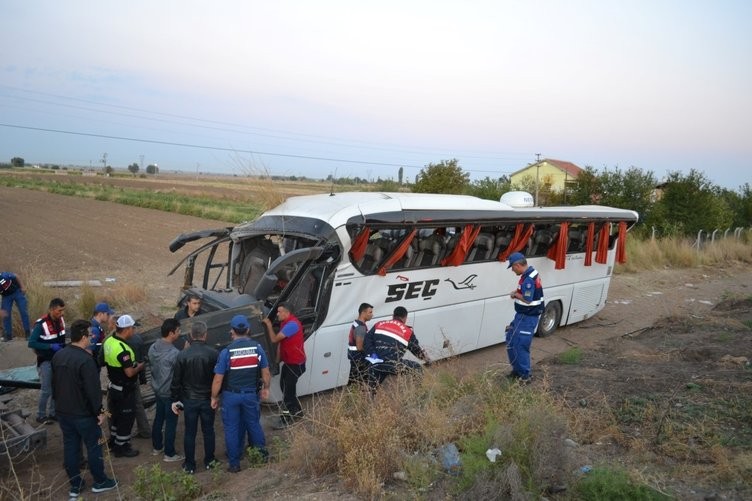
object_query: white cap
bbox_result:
[116,314,136,328]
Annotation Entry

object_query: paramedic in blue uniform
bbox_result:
[505,252,545,382]
[363,306,431,389]
[211,315,271,473]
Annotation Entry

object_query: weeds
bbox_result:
[573,467,671,500]
[557,346,583,365]
[133,463,201,500]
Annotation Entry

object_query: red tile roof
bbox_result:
[543,159,583,177]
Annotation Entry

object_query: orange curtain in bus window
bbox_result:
[377,228,417,276]
[584,222,595,266]
[349,227,370,262]
[440,225,481,266]
[595,222,611,264]
[498,223,533,262]
[616,221,628,264]
[546,222,569,269]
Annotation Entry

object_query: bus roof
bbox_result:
[258,192,639,230]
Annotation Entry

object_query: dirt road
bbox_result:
[1,186,750,499]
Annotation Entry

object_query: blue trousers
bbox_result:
[37,360,55,419]
[151,396,178,456]
[183,398,216,471]
[221,391,264,468]
[2,289,30,339]
[505,313,539,378]
[57,413,108,488]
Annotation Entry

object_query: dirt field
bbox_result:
[1,186,751,500]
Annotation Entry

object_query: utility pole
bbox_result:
[139,155,144,172]
[534,153,542,206]
[101,153,107,173]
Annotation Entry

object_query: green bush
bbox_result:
[573,467,671,500]
[133,464,201,501]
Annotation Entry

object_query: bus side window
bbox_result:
[493,228,514,259]
[529,226,557,256]
[415,232,446,267]
[467,232,495,262]
[567,226,586,253]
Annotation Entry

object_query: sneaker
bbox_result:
[113,445,139,458]
[69,478,85,498]
[47,415,58,422]
[227,464,241,473]
[91,478,118,493]
[36,416,53,425]
[163,453,185,463]
[182,463,195,475]
[151,448,163,456]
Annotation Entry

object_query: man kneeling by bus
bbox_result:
[363,306,431,389]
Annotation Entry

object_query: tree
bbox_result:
[654,169,732,236]
[466,176,511,201]
[412,159,469,194]
[10,157,24,167]
[398,166,404,185]
[146,164,158,175]
[105,166,113,175]
[128,163,139,175]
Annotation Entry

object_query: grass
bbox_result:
[557,346,583,365]
[572,467,671,500]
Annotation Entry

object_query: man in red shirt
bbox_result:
[262,303,306,429]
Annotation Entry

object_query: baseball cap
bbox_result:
[116,314,137,328]
[230,314,250,331]
[94,302,115,314]
[507,252,526,269]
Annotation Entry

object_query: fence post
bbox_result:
[724,227,731,239]
[651,226,657,241]
[711,229,720,243]
[735,227,743,239]
[694,230,704,250]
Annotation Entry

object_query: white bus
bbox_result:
[159,191,638,397]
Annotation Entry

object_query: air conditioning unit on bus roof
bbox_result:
[500,191,535,208]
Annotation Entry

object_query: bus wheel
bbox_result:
[536,301,562,337]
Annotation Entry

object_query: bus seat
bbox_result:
[468,233,494,261]
[492,229,514,258]
[359,242,385,273]
[393,238,417,269]
[567,228,586,253]
[530,228,556,256]
[415,233,446,267]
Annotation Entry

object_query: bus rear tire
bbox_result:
[536,301,562,337]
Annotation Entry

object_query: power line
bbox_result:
[0,122,425,169]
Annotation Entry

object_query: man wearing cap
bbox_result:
[90,302,114,364]
[102,314,145,457]
[363,306,431,390]
[505,252,545,382]
[28,297,66,424]
[0,271,31,341]
[262,303,306,428]
[211,314,271,473]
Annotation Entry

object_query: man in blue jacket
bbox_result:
[505,252,545,382]
[1,271,31,341]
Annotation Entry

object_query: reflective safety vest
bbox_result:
[32,314,66,362]
[514,266,545,316]
[103,335,137,386]
[372,319,412,347]
[223,338,262,392]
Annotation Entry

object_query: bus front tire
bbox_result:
[536,301,562,338]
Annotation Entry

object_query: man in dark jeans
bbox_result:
[170,321,219,474]
[52,319,117,497]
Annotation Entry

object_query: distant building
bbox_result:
[510,158,583,193]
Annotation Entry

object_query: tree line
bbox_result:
[409,159,752,238]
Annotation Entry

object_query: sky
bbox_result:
[1,1,750,190]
